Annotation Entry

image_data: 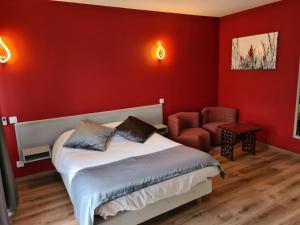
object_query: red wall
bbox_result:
[219,0,300,153]
[0,1,219,177]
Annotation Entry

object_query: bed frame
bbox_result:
[14,104,213,225]
[95,179,212,225]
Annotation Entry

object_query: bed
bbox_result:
[14,104,223,225]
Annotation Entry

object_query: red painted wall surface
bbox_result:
[219,0,300,153]
[0,1,219,177]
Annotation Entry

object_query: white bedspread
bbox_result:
[52,122,219,219]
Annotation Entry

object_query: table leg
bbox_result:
[221,129,235,161]
[242,131,256,155]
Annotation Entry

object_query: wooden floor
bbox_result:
[12,144,300,225]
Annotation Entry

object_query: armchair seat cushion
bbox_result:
[202,122,225,133]
[176,128,210,151]
[201,107,238,146]
[202,122,232,146]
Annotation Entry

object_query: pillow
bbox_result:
[102,121,122,128]
[115,116,157,143]
[63,120,115,151]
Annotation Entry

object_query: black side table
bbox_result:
[218,123,261,161]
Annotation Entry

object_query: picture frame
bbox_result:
[231,32,279,70]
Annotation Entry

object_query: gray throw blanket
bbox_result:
[71,145,224,225]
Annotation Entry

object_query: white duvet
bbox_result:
[52,122,219,219]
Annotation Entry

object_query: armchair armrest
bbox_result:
[168,112,200,138]
[168,114,182,137]
[201,108,210,125]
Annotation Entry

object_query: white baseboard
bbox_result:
[257,142,300,157]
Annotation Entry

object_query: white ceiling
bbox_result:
[54,0,280,17]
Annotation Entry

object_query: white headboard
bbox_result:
[15,104,163,162]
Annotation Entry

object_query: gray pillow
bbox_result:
[63,120,115,151]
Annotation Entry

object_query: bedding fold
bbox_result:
[71,145,224,225]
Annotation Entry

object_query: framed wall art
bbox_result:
[232,32,279,70]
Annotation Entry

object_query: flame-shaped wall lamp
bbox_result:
[0,37,11,64]
[156,41,166,61]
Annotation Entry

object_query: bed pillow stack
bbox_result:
[63,116,157,151]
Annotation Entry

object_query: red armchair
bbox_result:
[168,112,210,151]
[201,107,238,146]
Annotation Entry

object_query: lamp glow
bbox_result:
[0,37,11,64]
[156,41,165,61]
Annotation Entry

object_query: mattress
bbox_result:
[52,122,219,219]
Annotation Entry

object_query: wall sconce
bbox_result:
[0,37,11,64]
[156,41,166,61]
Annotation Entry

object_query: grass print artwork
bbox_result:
[232,32,279,70]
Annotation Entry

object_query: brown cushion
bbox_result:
[115,116,157,143]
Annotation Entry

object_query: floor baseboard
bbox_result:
[16,170,57,182]
[257,142,300,157]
